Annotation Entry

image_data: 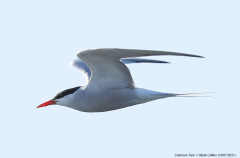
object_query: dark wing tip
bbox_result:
[190,55,205,58]
[197,55,205,58]
[159,61,170,64]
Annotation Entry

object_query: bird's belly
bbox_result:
[74,88,139,112]
[70,88,172,112]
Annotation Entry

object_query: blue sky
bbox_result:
[1,1,239,157]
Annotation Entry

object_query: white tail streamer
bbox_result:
[175,92,215,98]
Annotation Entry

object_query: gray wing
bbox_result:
[77,48,203,90]
[70,58,169,85]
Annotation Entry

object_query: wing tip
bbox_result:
[197,55,205,58]
[190,55,205,58]
[160,61,170,64]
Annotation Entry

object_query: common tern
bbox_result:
[37,48,204,112]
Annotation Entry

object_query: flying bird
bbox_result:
[37,48,204,112]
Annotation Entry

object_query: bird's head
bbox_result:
[37,86,80,108]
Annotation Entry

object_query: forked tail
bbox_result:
[174,92,215,98]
